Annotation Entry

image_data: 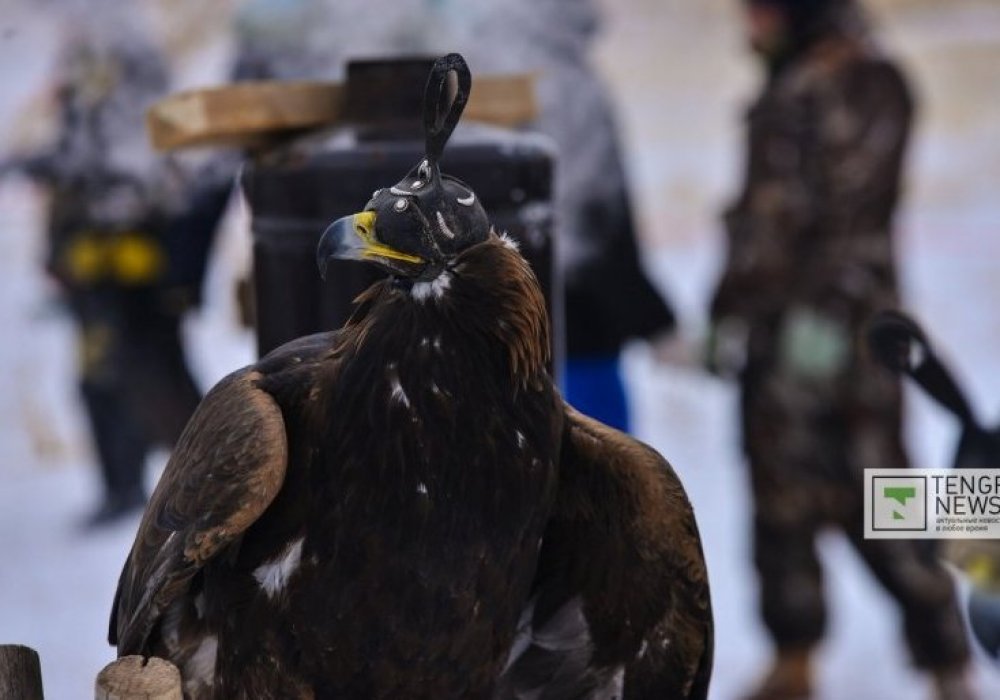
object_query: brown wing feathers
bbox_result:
[501,406,713,699]
[564,408,713,699]
[110,368,288,654]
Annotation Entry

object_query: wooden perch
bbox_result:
[147,73,537,152]
[95,656,181,700]
[0,644,44,700]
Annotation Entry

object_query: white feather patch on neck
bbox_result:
[411,271,452,302]
[498,231,520,251]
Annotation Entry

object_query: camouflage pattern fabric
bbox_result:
[711,32,969,669]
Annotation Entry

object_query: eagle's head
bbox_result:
[317,53,489,283]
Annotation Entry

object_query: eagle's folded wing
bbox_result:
[109,367,288,655]
[498,406,713,699]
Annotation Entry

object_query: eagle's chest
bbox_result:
[236,356,559,694]
[309,348,557,527]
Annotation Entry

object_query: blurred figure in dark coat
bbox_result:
[230,0,678,432]
[12,29,229,526]
[709,1,973,698]
[463,0,679,433]
[533,12,678,433]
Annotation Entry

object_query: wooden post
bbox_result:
[0,644,44,700]
[95,656,181,700]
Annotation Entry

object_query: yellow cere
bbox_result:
[353,212,424,265]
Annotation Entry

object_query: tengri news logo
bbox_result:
[870,475,927,532]
[866,469,1000,539]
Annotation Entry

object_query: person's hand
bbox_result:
[704,317,749,378]
[649,331,700,368]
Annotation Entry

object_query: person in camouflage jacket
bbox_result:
[710,1,973,698]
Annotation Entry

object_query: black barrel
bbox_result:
[241,58,561,370]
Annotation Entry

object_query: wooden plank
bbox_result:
[147,80,343,151]
[465,73,537,128]
[95,656,182,700]
[147,74,537,152]
[0,645,44,700]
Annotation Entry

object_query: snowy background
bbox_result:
[1,1,999,698]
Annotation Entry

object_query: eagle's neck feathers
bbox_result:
[334,232,550,388]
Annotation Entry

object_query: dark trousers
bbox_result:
[563,354,630,433]
[71,288,201,501]
[742,360,969,670]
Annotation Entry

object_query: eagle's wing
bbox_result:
[499,406,713,700]
[109,367,288,655]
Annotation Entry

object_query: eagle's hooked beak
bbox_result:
[317,211,425,280]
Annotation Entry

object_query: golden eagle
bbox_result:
[109,54,713,699]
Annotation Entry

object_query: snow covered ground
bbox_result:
[1,1,1000,698]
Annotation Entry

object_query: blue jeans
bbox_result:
[562,355,630,433]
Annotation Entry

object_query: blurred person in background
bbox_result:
[708,0,973,698]
[5,22,229,527]
[449,0,680,434]
[230,0,678,433]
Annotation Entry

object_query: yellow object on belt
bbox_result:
[64,231,166,286]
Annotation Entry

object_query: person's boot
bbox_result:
[932,665,976,700]
[79,378,149,530]
[744,648,813,700]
